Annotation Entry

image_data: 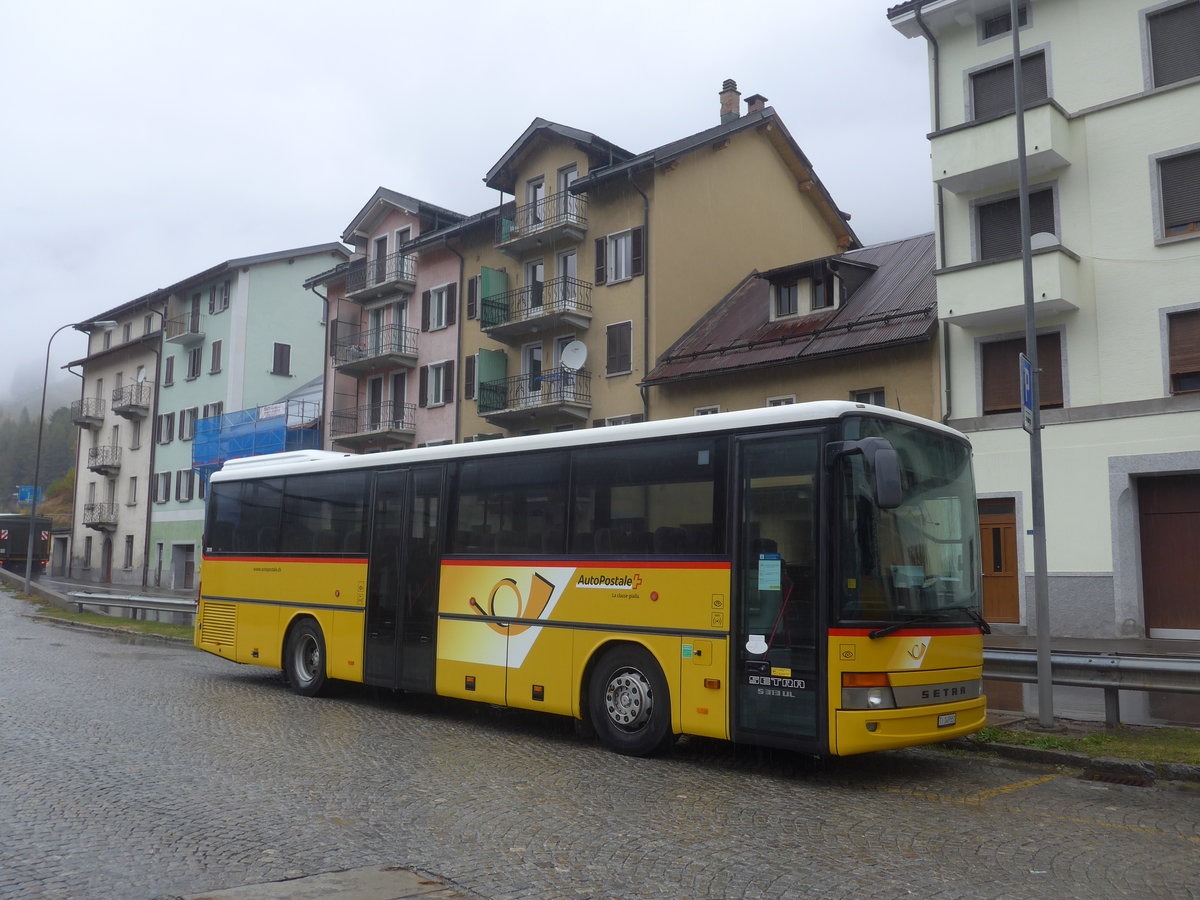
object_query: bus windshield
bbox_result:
[835,417,980,627]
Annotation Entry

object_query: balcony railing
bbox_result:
[165,313,204,345]
[87,445,122,475]
[495,191,587,253]
[332,324,419,376]
[82,502,119,530]
[479,369,592,420]
[71,397,105,429]
[330,402,417,447]
[345,251,417,299]
[481,277,592,339]
[111,382,153,419]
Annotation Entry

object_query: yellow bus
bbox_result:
[196,401,987,756]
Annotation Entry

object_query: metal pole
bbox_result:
[1011,0,1054,727]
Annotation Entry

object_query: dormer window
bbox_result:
[811,272,839,311]
[775,281,799,318]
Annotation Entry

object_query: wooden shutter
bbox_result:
[1160,151,1200,234]
[594,237,607,285]
[421,290,431,331]
[328,318,339,356]
[444,360,455,402]
[607,322,632,374]
[464,354,477,400]
[1149,1,1200,88]
[971,52,1047,120]
[446,283,457,326]
[418,366,429,408]
[981,334,1062,413]
[978,187,1055,260]
[1169,309,1200,386]
[467,276,478,319]
[631,227,645,277]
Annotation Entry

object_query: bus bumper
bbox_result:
[834,696,987,756]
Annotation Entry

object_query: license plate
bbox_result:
[937,713,957,728]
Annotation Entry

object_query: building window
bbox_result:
[980,333,1064,413]
[272,343,291,376]
[163,355,174,386]
[123,535,134,569]
[811,272,838,310]
[187,347,202,380]
[122,322,132,343]
[419,361,454,407]
[775,282,798,318]
[595,227,645,285]
[103,330,111,350]
[694,405,720,416]
[970,51,1047,120]
[1155,147,1200,241]
[202,401,224,420]
[976,186,1056,260]
[156,412,175,444]
[422,284,456,331]
[767,395,796,406]
[1168,308,1200,393]
[155,473,171,503]
[127,476,138,506]
[179,407,198,441]
[83,536,93,568]
[208,280,231,314]
[176,470,195,503]
[852,389,886,407]
[1146,1,1200,89]
[210,340,222,374]
[606,321,633,375]
[130,420,141,450]
[980,3,1028,41]
[144,314,153,335]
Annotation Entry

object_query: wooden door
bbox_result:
[1139,475,1200,637]
[979,498,1019,623]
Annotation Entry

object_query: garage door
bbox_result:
[1138,474,1200,638]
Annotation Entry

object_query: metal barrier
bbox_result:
[69,592,196,626]
[984,648,1200,728]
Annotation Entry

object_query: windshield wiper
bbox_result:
[868,605,991,640]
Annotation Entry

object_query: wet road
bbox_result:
[1,589,1197,899]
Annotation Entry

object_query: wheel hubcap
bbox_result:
[605,668,652,731]
[296,635,318,683]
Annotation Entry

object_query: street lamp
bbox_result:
[23,319,118,595]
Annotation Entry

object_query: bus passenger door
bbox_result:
[364,466,445,692]
[733,434,822,748]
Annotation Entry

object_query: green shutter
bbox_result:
[480,267,509,329]
[476,348,508,413]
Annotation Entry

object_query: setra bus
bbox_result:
[195,401,987,756]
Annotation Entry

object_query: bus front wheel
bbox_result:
[588,645,673,757]
[284,619,327,697]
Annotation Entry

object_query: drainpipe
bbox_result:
[446,242,466,444]
[627,168,651,422]
[307,283,331,450]
[142,300,166,589]
[913,1,952,422]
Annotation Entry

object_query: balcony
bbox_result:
[330,402,417,450]
[332,324,419,376]
[71,398,105,430]
[481,277,593,341]
[87,445,122,476]
[495,191,587,256]
[345,251,417,301]
[931,101,1072,195]
[165,313,204,346]
[111,382,153,419]
[478,369,591,427]
[939,246,1082,329]
[82,503,118,532]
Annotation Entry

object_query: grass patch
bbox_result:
[22,593,194,642]
[971,724,1200,765]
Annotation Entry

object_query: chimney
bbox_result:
[719,79,741,124]
[745,93,768,115]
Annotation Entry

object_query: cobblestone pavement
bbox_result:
[1,591,1198,900]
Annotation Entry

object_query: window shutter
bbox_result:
[1149,2,1200,88]
[594,237,607,285]
[418,365,429,408]
[607,322,632,374]
[166,412,175,442]
[630,227,645,277]
[1169,309,1200,381]
[445,360,455,401]
[972,52,1047,120]
[464,354,477,400]
[446,283,457,326]
[421,291,431,331]
[467,276,478,319]
[981,334,1063,413]
[328,318,339,356]
[978,187,1055,260]
[1160,151,1200,233]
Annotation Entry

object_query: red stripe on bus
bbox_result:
[828,627,982,637]
[202,556,368,564]
[441,558,731,570]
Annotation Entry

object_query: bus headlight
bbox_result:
[842,673,897,710]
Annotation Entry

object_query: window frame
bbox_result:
[1163,304,1200,394]
[605,320,633,376]
[186,346,202,380]
[767,395,796,407]
[154,472,172,504]
[851,389,886,407]
[1142,0,1200,90]
[773,281,799,319]
[1150,144,1200,245]
[966,46,1050,121]
[973,183,1058,261]
[978,2,1029,44]
[272,342,291,376]
[978,330,1066,414]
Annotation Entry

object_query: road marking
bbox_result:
[966,773,1060,802]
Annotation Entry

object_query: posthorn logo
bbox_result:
[575,573,642,590]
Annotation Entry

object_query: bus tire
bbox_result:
[588,645,673,757]
[284,619,327,697]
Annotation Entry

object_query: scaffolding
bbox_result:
[193,399,322,483]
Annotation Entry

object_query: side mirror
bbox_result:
[825,437,903,510]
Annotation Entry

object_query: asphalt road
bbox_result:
[1,590,1197,900]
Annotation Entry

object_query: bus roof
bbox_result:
[209,401,967,484]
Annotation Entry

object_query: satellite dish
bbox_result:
[559,340,588,372]
[1030,231,1057,250]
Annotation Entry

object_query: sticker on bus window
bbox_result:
[758,553,781,591]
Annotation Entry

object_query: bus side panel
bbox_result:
[508,625,574,716]
[678,636,730,741]
[573,631,684,735]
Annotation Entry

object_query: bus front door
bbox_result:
[733,434,822,750]
[364,466,444,692]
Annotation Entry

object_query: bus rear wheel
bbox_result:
[285,619,327,697]
[589,645,673,757]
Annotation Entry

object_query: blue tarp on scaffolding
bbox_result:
[193,400,322,482]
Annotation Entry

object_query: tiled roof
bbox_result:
[643,233,936,385]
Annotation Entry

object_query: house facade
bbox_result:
[888,0,1200,641]
[66,298,164,586]
[149,244,347,589]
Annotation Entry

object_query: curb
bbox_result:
[945,736,1200,785]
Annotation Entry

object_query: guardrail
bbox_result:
[984,648,1200,729]
[69,592,196,626]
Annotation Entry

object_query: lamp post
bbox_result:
[23,319,118,595]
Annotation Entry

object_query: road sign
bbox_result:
[17,486,44,505]
[1020,353,1034,434]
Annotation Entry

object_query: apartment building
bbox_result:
[888,0,1200,642]
[66,297,164,585]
